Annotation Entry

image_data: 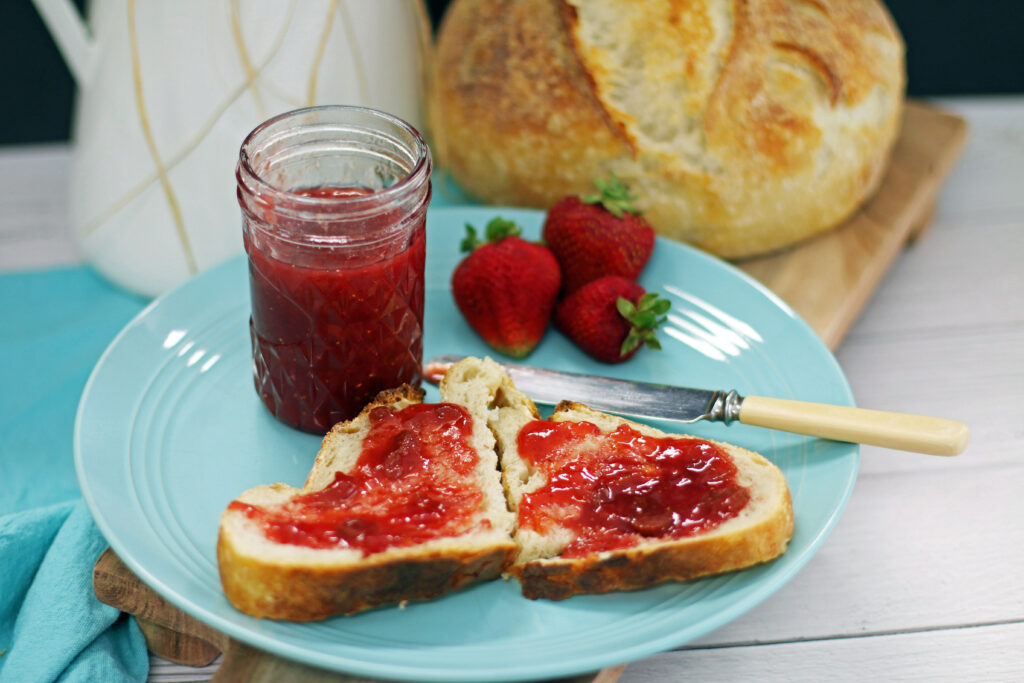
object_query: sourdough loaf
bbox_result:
[217,371,518,620]
[490,399,794,600]
[428,0,905,258]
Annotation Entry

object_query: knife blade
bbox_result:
[424,355,970,456]
[426,354,738,425]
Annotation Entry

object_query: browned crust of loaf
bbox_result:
[429,0,631,206]
[429,0,905,258]
[509,400,795,600]
[559,1,636,154]
[217,531,517,620]
[433,0,903,176]
[508,496,793,600]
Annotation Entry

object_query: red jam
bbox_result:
[228,403,485,553]
[517,420,751,558]
[245,185,426,433]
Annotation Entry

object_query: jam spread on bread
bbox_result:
[228,403,484,553]
[517,420,751,558]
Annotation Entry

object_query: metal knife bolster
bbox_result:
[427,355,745,426]
[704,389,744,425]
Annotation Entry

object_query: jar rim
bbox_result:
[236,105,431,221]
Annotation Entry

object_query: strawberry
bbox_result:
[451,217,561,358]
[542,173,656,295]
[554,275,670,363]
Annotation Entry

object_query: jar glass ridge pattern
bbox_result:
[236,105,432,433]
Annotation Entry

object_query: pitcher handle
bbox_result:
[31,0,95,85]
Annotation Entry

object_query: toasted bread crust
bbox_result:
[217,530,516,621]
[508,488,793,600]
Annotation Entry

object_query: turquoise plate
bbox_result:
[76,206,858,682]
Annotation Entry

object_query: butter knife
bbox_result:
[425,355,969,456]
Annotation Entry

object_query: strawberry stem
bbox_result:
[461,217,523,252]
[616,292,670,356]
[484,216,522,242]
[581,173,642,219]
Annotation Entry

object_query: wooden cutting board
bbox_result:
[92,100,966,683]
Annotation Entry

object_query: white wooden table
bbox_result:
[2,96,1022,682]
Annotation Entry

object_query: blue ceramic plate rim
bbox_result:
[75,206,858,682]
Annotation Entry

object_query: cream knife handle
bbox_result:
[738,396,969,456]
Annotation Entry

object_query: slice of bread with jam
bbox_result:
[489,392,794,601]
[218,356,793,617]
[217,359,518,620]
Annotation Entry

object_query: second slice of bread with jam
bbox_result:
[217,358,519,620]
[490,395,795,601]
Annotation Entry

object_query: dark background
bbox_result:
[5,0,1022,146]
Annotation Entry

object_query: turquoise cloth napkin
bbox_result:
[0,267,149,682]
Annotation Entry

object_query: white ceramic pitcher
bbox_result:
[33,0,431,297]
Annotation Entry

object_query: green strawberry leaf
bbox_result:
[616,297,637,319]
[461,224,482,252]
[620,329,643,357]
[633,311,658,329]
[484,216,523,242]
[581,172,642,218]
[637,292,658,307]
[616,292,671,357]
[462,217,524,252]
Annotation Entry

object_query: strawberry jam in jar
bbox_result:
[236,106,431,433]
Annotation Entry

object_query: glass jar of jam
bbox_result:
[236,106,431,433]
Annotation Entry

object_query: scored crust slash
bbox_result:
[428,0,906,259]
[216,357,794,620]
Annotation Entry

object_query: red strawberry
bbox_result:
[543,174,655,295]
[554,275,670,363]
[451,217,561,358]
